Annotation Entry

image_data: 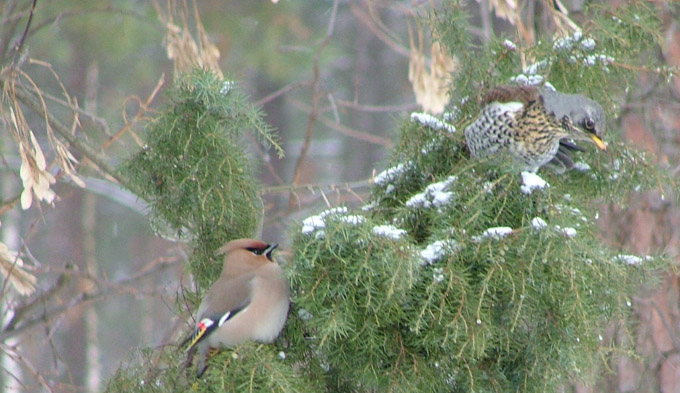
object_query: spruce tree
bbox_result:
[105,2,672,392]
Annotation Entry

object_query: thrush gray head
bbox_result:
[539,86,606,172]
[464,85,607,173]
[540,86,606,143]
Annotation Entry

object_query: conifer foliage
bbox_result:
[121,70,281,287]
[107,2,670,393]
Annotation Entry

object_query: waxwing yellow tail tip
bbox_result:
[591,135,607,151]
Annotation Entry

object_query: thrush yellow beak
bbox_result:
[590,134,606,150]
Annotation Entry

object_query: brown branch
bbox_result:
[349,1,411,59]
[0,1,22,63]
[10,0,37,66]
[289,99,394,147]
[289,0,340,207]
[102,74,165,150]
[33,87,111,137]
[254,79,312,107]
[0,256,180,341]
[335,98,418,113]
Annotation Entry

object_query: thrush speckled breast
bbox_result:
[464,85,607,173]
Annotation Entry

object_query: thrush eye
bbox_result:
[584,118,595,131]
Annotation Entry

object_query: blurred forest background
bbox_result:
[1,0,680,392]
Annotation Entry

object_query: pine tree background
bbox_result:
[2,1,679,392]
[103,2,673,392]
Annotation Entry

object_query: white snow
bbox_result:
[301,207,358,234]
[554,225,577,238]
[553,31,583,51]
[373,225,407,240]
[338,215,365,225]
[503,39,517,51]
[580,38,596,51]
[531,217,548,230]
[473,226,513,242]
[406,176,458,209]
[410,112,456,133]
[361,200,378,211]
[584,54,614,67]
[613,254,644,265]
[317,207,347,217]
[509,73,544,86]
[220,80,234,95]
[301,215,325,234]
[420,239,459,266]
[297,308,313,320]
[374,163,411,186]
[520,171,549,194]
[524,60,549,75]
[432,267,445,283]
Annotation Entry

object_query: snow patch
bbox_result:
[406,176,458,209]
[338,215,365,225]
[374,163,411,186]
[510,74,544,86]
[410,112,456,133]
[531,217,548,230]
[520,171,549,194]
[473,227,513,242]
[554,225,577,238]
[301,215,325,235]
[613,254,645,265]
[580,38,596,51]
[373,225,407,240]
[503,39,517,51]
[420,239,459,266]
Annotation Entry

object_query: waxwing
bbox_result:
[184,239,290,377]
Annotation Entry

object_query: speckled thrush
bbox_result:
[464,85,606,173]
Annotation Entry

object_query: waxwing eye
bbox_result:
[584,118,595,131]
[246,247,267,256]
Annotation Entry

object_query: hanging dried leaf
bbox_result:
[408,24,456,115]
[480,0,519,25]
[0,242,37,296]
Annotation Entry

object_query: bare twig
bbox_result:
[102,74,165,150]
[335,98,418,113]
[289,0,340,206]
[289,99,394,147]
[1,256,180,341]
[10,0,37,66]
[349,1,411,59]
[254,80,313,107]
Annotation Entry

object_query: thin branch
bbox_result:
[31,87,111,137]
[101,74,165,150]
[10,0,37,66]
[1,257,180,341]
[335,98,418,113]
[254,80,312,107]
[289,0,340,206]
[261,178,371,195]
[349,1,411,59]
[289,99,394,147]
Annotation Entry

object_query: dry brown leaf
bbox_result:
[0,242,37,296]
[408,29,456,115]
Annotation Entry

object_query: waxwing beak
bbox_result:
[265,243,279,261]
